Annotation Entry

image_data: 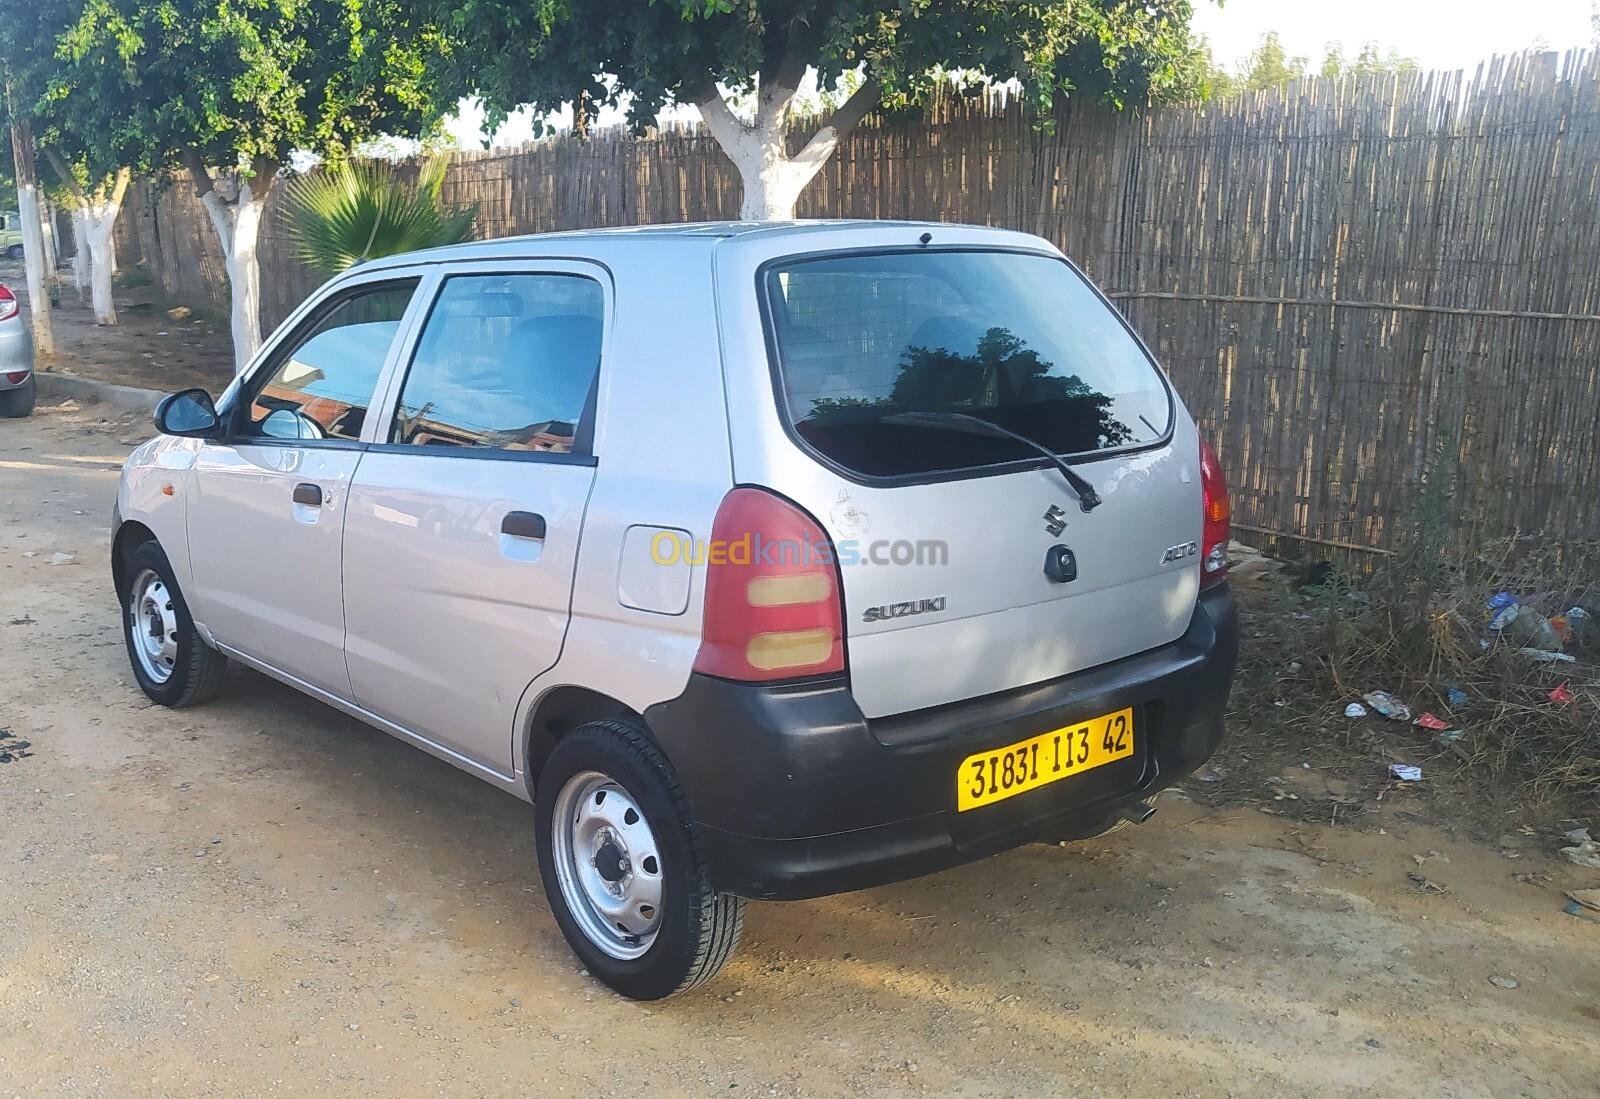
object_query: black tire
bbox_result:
[535,719,745,1000]
[0,374,34,417]
[5,245,22,260]
[118,539,228,707]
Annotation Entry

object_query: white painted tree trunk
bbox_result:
[81,172,130,326]
[697,77,878,221]
[733,145,816,221]
[86,221,118,326]
[11,175,54,355]
[69,207,90,303]
[40,200,59,275]
[198,179,272,375]
[6,112,52,352]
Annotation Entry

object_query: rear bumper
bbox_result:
[0,317,34,383]
[643,584,1239,900]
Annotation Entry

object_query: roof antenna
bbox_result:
[918,231,933,246]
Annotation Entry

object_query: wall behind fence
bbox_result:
[115,51,1600,555]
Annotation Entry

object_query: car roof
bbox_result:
[354,219,1045,272]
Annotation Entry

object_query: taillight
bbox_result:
[3,371,26,385]
[1199,436,1230,587]
[692,487,845,682]
[0,285,17,322]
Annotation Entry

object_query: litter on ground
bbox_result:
[1363,691,1412,721]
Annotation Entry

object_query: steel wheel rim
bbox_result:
[550,770,665,960]
[128,568,179,685]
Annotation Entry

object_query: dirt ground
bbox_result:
[4,401,1599,1098]
[2,257,236,395]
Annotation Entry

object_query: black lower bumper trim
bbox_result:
[644,584,1238,900]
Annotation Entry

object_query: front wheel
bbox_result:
[535,720,745,1000]
[119,539,228,707]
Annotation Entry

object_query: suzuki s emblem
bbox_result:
[1161,541,1199,565]
[1042,504,1068,537]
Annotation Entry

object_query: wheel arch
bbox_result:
[522,684,644,797]
[111,519,159,597]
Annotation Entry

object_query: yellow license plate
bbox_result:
[957,708,1135,812]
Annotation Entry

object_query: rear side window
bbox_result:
[389,274,603,454]
[242,281,418,442]
[764,251,1171,478]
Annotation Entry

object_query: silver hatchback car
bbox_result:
[0,282,36,418]
[114,221,1237,999]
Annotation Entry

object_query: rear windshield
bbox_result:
[763,250,1171,478]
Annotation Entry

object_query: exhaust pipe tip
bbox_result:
[1118,799,1158,826]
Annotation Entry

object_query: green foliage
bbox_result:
[1237,31,1309,91]
[1318,42,1420,81]
[283,157,477,274]
[422,0,1215,137]
[0,0,127,189]
[1201,32,1421,98]
[49,0,447,174]
[1050,1,1215,108]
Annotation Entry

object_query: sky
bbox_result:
[1192,0,1594,74]
[448,0,1597,148]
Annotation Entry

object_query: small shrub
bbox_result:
[282,158,477,274]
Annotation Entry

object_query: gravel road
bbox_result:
[3,402,1597,1098]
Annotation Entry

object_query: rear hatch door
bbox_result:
[749,244,1201,719]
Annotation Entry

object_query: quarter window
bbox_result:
[241,281,419,442]
[389,274,604,454]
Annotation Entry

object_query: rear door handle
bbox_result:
[292,483,323,507]
[501,511,546,540]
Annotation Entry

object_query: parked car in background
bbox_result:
[0,211,24,261]
[0,283,35,417]
[112,220,1238,1000]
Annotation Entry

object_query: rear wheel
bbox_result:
[119,539,227,707]
[5,245,22,260]
[536,720,745,1000]
[0,374,34,418]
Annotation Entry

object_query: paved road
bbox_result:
[2,403,1596,1097]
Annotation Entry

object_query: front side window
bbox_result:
[389,274,604,454]
[242,281,419,442]
[764,251,1172,479]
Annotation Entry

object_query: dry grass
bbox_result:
[1229,527,1600,821]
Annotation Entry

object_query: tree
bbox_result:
[35,93,138,328]
[1238,31,1307,91]
[3,101,55,356]
[423,0,1212,221]
[41,151,129,325]
[58,0,444,371]
[0,0,71,355]
[1199,34,1420,100]
[1319,42,1419,81]
[0,0,135,325]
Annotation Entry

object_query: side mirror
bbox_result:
[153,388,221,438]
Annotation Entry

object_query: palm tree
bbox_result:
[282,157,477,274]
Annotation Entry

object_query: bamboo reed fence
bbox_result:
[115,50,1600,556]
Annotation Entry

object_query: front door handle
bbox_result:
[501,511,546,540]
[292,483,323,507]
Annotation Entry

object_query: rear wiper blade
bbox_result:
[884,411,1103,512]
